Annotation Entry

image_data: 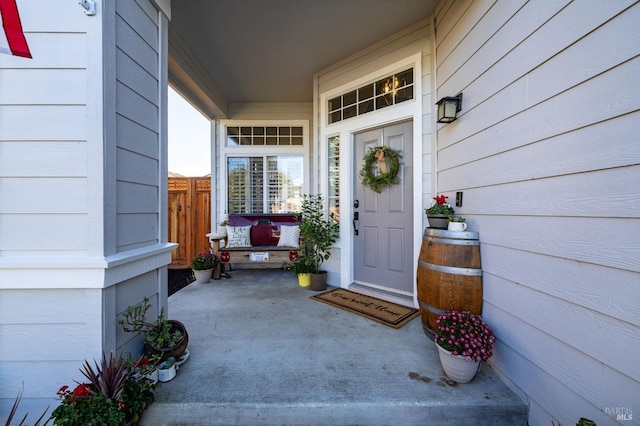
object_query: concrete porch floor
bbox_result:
[141,269,527,425]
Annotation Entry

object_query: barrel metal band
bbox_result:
[426,237,480,246]
[418,300,445,316]
[418,259,483,276]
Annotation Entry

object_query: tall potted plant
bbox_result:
[297,194,339,291]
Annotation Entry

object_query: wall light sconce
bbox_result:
[436,92,463,123]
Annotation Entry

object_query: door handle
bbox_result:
[353,211,359,236]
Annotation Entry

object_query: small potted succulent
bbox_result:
[434,310,496,383]
[447,215,467,231]
[425,195,455,229]
[191,252,219,283]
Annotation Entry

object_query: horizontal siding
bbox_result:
[115,0,161,253]
[0,214,88,251]
[0,142,87,177]
[0,178,87,213]
[434,0,640,423]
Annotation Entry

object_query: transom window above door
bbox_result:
[226,126,304,146]
[327,68,414,124]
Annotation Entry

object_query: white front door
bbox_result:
[353,120,413,295]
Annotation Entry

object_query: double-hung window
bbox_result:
[224,124,305,214]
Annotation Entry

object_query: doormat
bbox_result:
[310,288,419,329]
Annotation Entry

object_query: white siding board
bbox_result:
[0,323,91,361]
[452,0,640,122]
[489,331,621,425]
[117,148,159,184]
[438,57,640,168]
[0,214,88,251]
[0,69,86,105]
[115,15,159,78]
[441,166,640,218]
[116,48,158,104]
[482,245,640,327]
[0,360,85,398]
[0,33,86,69]
[0,106,86,141]
[0,141,87,177]
[438,113,640,186]
[485,274,639,380]
[18,0,86,32]
[116,181,158,213]
[475,215,639,272]
[485,304,638,420]
[0,178,87,213]
[116,114,158,156]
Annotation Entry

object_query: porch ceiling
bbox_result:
[169,0,438,109]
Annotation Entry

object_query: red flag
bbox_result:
[0,0,31,58]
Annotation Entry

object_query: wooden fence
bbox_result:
[168,177,211,268]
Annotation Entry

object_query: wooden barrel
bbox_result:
[416,228,483,336]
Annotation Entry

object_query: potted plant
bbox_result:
[119,297,189,362]
[51,352,158,425]
[157,356,177,382]
[434,310,496,383]
[191,252,219,283]
[447,215,467,232]
[288,255,316,287]
[425,195,455,229]
[296,194,339,291]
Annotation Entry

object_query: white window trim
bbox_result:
[217,120,310,217]
[317,53,423,292]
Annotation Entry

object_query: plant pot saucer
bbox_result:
[175,348,190,367]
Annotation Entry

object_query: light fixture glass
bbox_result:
[436,93,463,123]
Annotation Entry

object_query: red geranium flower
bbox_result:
[72,384,92,397]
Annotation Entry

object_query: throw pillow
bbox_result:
[277,225,300,248]
[226,225,252,248]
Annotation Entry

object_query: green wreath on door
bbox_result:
[359,146,402,193]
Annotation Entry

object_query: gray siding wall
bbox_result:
[433,0,639,424]
[115,0,161,253]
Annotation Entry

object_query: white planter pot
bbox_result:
[436,343,480,383]
[193,268,212,284]
[158,361,177,382]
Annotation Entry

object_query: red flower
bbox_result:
[72,384,92,397]
[434,195,448,205]
[135,357,150,368]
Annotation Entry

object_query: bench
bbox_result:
[208,213,300,270]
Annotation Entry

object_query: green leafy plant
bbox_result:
[286,255,316,274]
[435,311,496,362]
[219,219,229,226]
[296,194,339,274]
[448,215,466,223]
[51,353,158,426]
[190,252,218,270]
[119,297,184,349]
[425,195,455,215]
[359,146,402,193]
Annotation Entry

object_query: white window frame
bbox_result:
[218,120,310,216]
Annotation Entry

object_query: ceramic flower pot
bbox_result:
[297,273,311,287]
[436,342,480,383]
[158,361,177,382]
[193,268,212,284]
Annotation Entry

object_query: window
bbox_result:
[328,136,340,221]
[227,156,303,214]
[328,68,414,124]
[226,126,303,146]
